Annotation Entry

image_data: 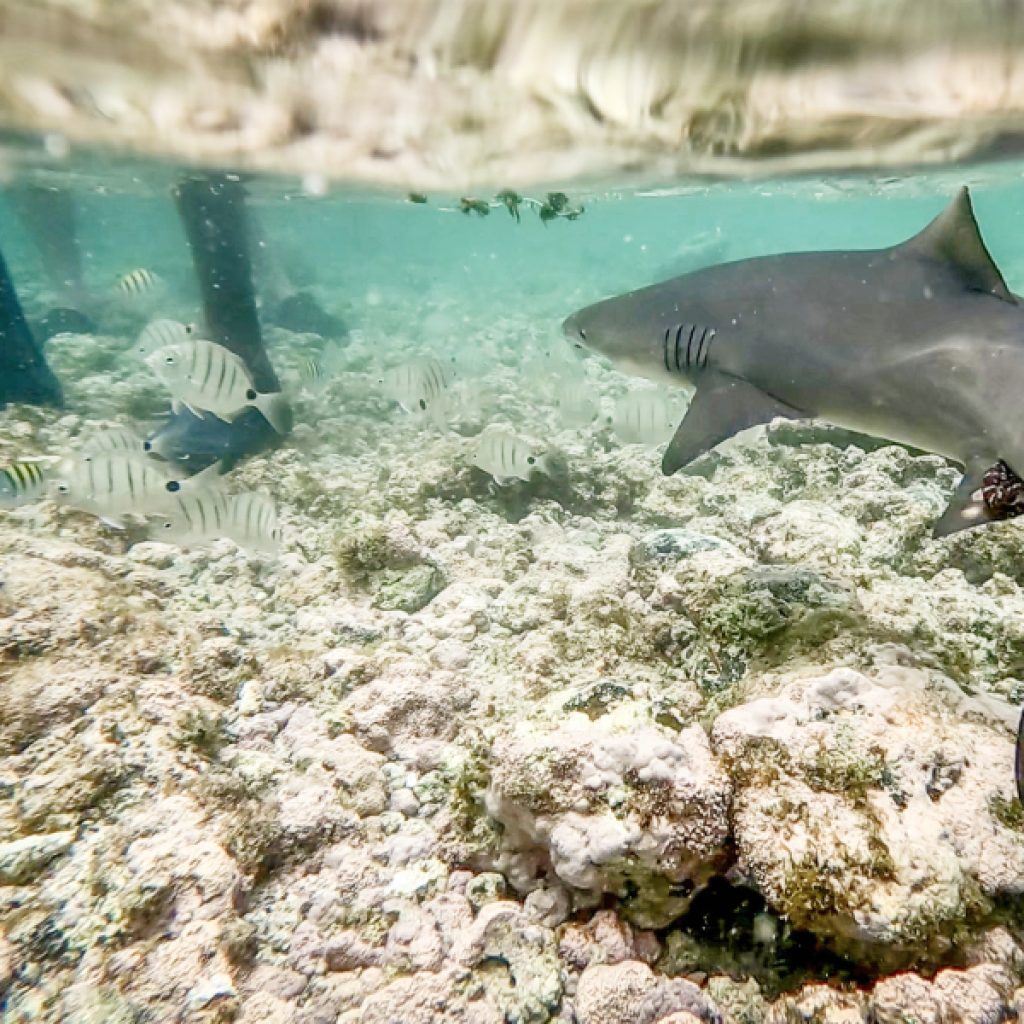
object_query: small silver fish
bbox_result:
[298,341,347,392]
[380,356,450,417]
[472,427,547,485]
[611,389,677,445]
[145,340,290,434]
[79,427,146,458]
[301,356,324,381]
[49,454,195,525]
[553,378,598,428]
[136,318,193,357]
[0,460,50,507]
[148,489,280,555]
[117,268,159,295]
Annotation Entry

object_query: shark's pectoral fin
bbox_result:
[661,371,804,476]
[931,463,1000,538]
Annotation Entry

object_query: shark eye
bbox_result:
[164,355,175,365]
[578,328,587,341]
[56,483,70,494]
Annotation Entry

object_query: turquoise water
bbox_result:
[8,158,1024,333]
[5,146,1024,1022]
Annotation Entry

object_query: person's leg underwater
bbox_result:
[0,244,63,408]
[6,183,96,342]
[146,174,292,473]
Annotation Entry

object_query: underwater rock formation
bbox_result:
[487,710,732,928]
[714,666,1024,963]
[2,311,1024,1022]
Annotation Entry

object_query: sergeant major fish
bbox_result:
[148,489,280,555]
[0,460,51,507]
[552,377,598,429]
[49,454,215,526]
[611,389,678,446]
[472,427,548,485]
[136,318,194,357]
[79,427,146,458]
[380,355,451,420]
[145,339,290,435]
[116,268,160,295]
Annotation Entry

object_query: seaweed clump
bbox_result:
[412,189,585,223]
[333,521,447,612]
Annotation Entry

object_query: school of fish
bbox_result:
[2,279,686,556]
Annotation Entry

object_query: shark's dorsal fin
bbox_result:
[900,186,1015,304]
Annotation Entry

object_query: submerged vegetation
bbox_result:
[407,189,586,223]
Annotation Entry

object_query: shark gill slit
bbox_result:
[695,326,714,369]
[685,324,697,368]
[674,323,685,372]
[662,326,671,372]
[695,326,707,367]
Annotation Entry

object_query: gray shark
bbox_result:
[564,187,1024,539]
[565,186,1024,803]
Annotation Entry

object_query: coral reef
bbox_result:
[1,307,1023,1024]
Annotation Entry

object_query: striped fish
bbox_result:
[49,454,189,523]
[553,377,597,428]
[116,268,159,295]
[148,490,280,555]
[144,339,290,434]
[472,427,547,485]
[299,357,326,387]
[0,460,50,508]
[380,356,450,417]
[611,390,677,445]
[79,427,146,458]
[136,318,193,357]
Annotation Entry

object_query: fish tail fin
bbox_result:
[534,451,558,478]
[427,396,451,429]
[252,392,293,435]
[184,461,225,491]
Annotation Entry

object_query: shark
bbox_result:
[564,186,1024,801]
[564,187,1024,538]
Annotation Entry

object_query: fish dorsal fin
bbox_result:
[900,186,1015,304]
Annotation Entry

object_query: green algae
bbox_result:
[173,708,228,760]
[372,562,447,612]
[989,792,1024,831]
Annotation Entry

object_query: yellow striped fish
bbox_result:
[148,490,280,555]
[116,268,159,295]
[0,461,50,507]
[144,339,290,434]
